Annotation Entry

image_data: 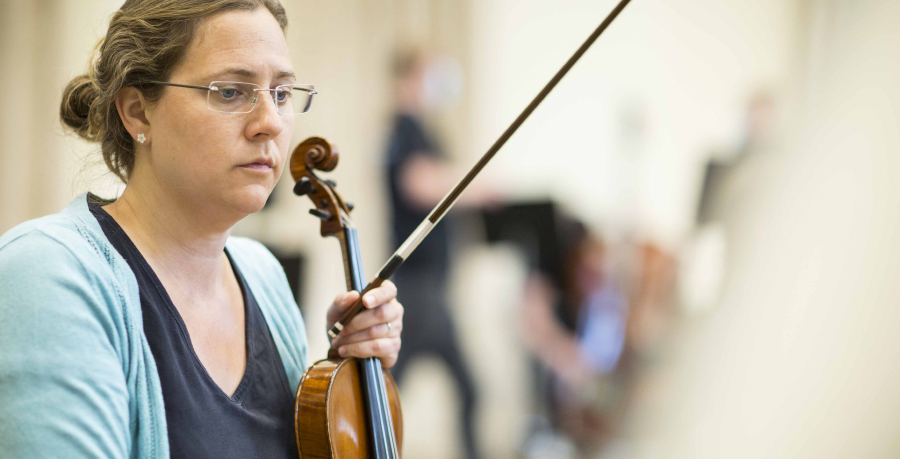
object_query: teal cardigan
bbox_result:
[0,193,309,458]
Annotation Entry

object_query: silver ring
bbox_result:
[385,321,392,337]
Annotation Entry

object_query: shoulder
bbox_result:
[0,202,138,352]
[226,236,284,279]
[0,214,112,288]
[0,222,116,341]
[1,193,117,272]
[0,212,140,392]
[388,114,436,163]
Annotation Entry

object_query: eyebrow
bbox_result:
[206,67,296,81]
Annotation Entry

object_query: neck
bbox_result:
[104,177,236,301]
[396,100,420,116]
[395,81,422,116]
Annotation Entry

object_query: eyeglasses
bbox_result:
[147,80,317,115]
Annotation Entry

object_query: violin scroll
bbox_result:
[291,136,339,173]
[289,136,353,238]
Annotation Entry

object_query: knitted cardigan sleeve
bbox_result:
[0,230,137,458]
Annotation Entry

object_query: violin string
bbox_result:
[374,359,399,457]
[373,358,396,457]
[349,226,398,457]
[372,358,397,458]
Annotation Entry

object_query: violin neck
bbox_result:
[342,227,366,293]
[341,227,400,459]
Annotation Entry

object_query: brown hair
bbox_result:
[60,0,288,183]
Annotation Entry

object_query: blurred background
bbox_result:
[2,0,900,457]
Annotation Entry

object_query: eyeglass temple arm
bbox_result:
[145,81,212,91]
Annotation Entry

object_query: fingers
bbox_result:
[326,280,403,368]
[337,336,401,368]
[360,280,397,310]
[336,298,403,337]
[332,318,403,348]
[326,280,396,326]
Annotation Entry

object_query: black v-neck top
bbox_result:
[89,202,299,459]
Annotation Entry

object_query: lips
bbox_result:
[239,157,276,169]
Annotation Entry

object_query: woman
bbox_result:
[0,1,403,458]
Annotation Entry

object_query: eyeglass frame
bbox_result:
[144,80,318,115]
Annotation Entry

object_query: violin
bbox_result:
[291,136,402,458]
[289,0,631,456]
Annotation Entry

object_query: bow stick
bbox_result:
[329,0,633,338]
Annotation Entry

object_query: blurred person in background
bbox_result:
[521,223,677,456]
[521,226,628,455]
[0,1,404,458]
[385,48,494,459]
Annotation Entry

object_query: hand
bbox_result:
[327,280,404,368]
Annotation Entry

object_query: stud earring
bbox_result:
[137,133,146,144]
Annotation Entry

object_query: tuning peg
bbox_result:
[293,177,317,196]
[309,208,333,221]
[324,179,337,187]
[346,202,355,211]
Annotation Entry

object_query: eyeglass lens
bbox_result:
[207,81,314,114]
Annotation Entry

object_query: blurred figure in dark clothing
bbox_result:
[385,48,488,459]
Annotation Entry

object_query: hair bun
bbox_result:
[60,74,99,141]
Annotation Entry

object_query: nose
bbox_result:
[245,90,286,141]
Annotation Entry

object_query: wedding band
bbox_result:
[385,321,392,337]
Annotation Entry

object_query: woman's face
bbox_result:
[144,8,295,218]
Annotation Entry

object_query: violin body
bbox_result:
[294,357,403,458]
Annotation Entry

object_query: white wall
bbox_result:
[0,0,125,231]
[468,0,798,245]
[636,0,900,457]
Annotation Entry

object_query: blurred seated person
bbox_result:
[522,229,629,450]
[522,228,678,452]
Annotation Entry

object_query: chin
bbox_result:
[228,184,273,214]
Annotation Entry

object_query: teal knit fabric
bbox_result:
[0,193,308,458]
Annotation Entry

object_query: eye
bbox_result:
[220,88,239,99]
[275,89,292,104]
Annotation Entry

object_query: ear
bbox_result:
[115,87,152,144]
